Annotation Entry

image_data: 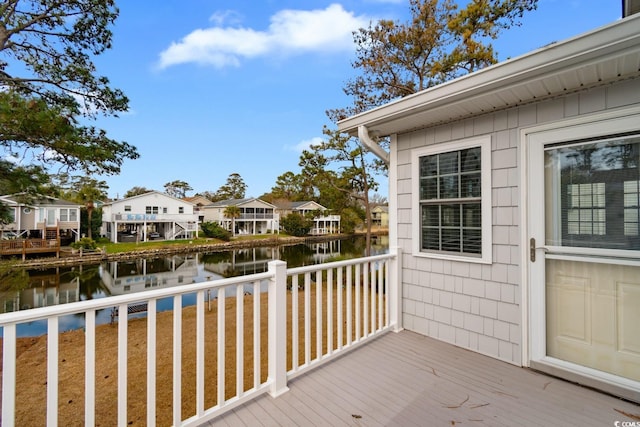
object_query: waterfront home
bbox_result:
[0,194,81,243]
[371,204,389,230]
[202,198,279,235]
[182,195,211,225]
[277,200,341,235]
[100,191,198,242]
[338,10,640,402]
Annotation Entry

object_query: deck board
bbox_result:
[203,330,640,426]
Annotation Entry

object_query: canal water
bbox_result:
[0,235,388,336]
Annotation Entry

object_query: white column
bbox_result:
[389,246,403,332]
[267,260,289,397]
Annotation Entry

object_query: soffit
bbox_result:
[338,14,640,138]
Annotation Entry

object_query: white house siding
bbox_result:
[394,77,640,366]
[101,192,198,242]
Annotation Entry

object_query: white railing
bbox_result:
[0,250,401,427]
[111,213,199,222]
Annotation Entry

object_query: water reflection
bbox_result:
[0,236,388,336]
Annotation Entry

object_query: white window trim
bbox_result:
[411,135,492,264]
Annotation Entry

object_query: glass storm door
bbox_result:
[529,132,640,401]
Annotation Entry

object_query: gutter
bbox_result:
[358,125,390,166]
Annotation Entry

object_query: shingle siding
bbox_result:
[394,83,630,366]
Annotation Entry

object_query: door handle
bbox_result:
[529,238,548,262]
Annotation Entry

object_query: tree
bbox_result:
[267,171,311,201]
[211,173,247,202]
[61,176,108,240]
[281,213,312,237]
[300,129,380,254]
[0,159,53,223]
[123,186,152,199]
[164,180,192,199]
[0,1,139,212]
[223,205,241,236]
[328,0,538,121]
[370,193,388,207]
[200,221,231,241]
[318,0,538,252]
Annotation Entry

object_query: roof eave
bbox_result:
[338,14,640,137]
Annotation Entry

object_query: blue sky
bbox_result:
[91,0,623,200]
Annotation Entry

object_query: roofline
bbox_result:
[104,191,195,206]
[205,198,278,209]
[338,13,640,136]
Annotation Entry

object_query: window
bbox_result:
[124,205,132,212]
[59,208,77,222]
[413,136,492,262]
[178,207,184,214]
[146,206,159,215]
[545,134,640,250]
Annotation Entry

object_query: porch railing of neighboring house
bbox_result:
[237,213,276,220]
[0,249,401,427]
[0,238,60,260]
[112,214,199,222]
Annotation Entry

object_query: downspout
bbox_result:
[358,125,389,165]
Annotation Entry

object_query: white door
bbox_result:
[528,125,640,402]
[46,209,56,227]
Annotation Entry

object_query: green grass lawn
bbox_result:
[97,233,292,254]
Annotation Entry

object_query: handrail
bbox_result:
[288,253,393,275]
[0,251,399,426]
[0,271,272,325]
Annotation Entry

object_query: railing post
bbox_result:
[267,260,289,397]
[389,247,403,332]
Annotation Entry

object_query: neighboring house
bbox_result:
[338,14,640,403]
[202,198,279,235]
[101,191,198,242]
[0,194,81,243]
[182,195,211,226]
[278,201,341,235]
[371,205,389,229]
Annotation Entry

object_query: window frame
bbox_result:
[412,135,492,263]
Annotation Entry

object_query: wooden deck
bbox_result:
[206,330,640,426]
[0,238,60,260]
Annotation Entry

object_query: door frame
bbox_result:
[520,106,640,402]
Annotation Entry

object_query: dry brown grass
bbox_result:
[1,283,385,426]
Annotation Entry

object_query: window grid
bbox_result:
[419,147,482,255]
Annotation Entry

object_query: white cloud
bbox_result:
[285,137,324,153]
[208,10,242,26]
[158,4,371,69]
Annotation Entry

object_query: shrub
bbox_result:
[70,237,98,250]
[281,213,312,237]
[200,221,232,241]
